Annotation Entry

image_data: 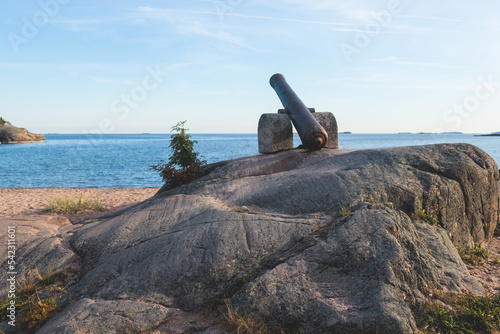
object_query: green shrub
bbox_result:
[150,121,206,187]
[456,244,490,265]
[43,196,107,214]
[335,206,352,218]
[0,270,68,330]
[418,209,439,225]
[0,117,10,125]
[420,294,500,333]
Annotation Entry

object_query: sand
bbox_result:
[0,188,159,219]
[467,236,500,294]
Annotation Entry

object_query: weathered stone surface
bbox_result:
[414,221,483,292]
[0,215,77,298]
[37,298,176,334]
[191,144,498,249]
[68,195,323,308]
[0,123,45,144]
[232,208,483,333]
[312,112,338,149]
[18,143,497,333]
[258,113,293,153]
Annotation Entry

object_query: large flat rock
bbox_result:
[164,143,499,248]
[5,144,496,333]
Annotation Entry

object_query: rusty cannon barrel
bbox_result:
[269,73,328,151]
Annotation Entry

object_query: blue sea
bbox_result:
[0,133,499,188]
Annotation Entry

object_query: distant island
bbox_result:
[476,132,500,137]
[339,131,352,134]
[0,117,46,144]
[396,132,463,135]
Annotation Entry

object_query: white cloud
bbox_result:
[134,6,360,27]
[343,83,475,90]
[182,22,246,46]
[200,89,227,95]
[278,0,379,21]
[401,14,500,27]
[219,64,252,71]
[371,56,398,62]
[395,61,458,68]
[88,76,141,85]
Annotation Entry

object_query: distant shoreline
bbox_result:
[36,132,498,136]
[3,133,499,188]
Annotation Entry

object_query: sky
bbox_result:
[1,0,499,134]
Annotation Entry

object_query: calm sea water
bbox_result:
[0,133,499,188]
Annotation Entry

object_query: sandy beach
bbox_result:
[0,187,159,219]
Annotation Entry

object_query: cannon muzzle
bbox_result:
[270,73,328,151]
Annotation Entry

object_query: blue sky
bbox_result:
[1,0,499,133]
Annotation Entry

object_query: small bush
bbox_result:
[418,209,439,225]
[150,121,206,187]
[456,245,490,265]
[0,117,10,125]
[420,294,500,333]
[336,206,352,218]
[19,286,64,330]
[43,196,107,214]
[0,270,68,330]
[150,161,206,187]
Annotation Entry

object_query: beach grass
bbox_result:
[222,298,284,334]
[420,293,500,333]
[43,196,107,214]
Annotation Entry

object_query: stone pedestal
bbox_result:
[258,114,293,153]
[313,112,338,149]
[258,111,338,153]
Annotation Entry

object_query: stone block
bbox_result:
[313,112,338,149]
[258,114,293,154]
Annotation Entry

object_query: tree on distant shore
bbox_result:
[150,121,206,187]
[0,117,10,125]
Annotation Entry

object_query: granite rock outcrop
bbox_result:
[1,144,498,333]
[0,123,45,144]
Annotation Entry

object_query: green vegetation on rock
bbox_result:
[335,206,352,217]
[0,117,10,125]
[150,120,206,187]
[0,269,70,330]
[420,293,500,334]
[456,245,490,265]
[418,209,439,225]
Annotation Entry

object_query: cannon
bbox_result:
[270,74,328,151]
[258,74,338,154]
